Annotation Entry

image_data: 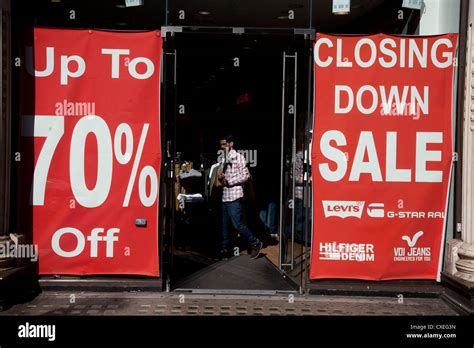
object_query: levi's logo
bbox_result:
[322,201,365,218]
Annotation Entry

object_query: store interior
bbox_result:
[168,32,310,291]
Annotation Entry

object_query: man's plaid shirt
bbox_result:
[222,149,250,202]
[295,150,304,200]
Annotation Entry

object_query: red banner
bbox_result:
[20,28,162,276]
[310,34,457,280]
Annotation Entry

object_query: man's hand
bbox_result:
[218,171,229,186]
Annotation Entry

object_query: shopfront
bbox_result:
[1,0,467,296]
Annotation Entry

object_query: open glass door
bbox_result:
[278,42,313,290]
[161,27,313,293]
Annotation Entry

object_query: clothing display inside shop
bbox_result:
[178,168,202,180]
[173,157,221,255]
[177,193,204,205]
[174,159,220,210]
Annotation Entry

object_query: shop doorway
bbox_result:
[161,28,312,293]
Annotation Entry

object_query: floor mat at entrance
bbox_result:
[174,255,295,291]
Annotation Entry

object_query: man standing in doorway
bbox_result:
[218,135,262,260]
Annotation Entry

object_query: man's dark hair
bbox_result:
[223,134,235,143]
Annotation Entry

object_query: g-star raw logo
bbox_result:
[394,231,431,262]
[322,201,365,218]
[367,203,384,218]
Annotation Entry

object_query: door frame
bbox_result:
[159,26,315,293]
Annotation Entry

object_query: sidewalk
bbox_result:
[0,291,460,316]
